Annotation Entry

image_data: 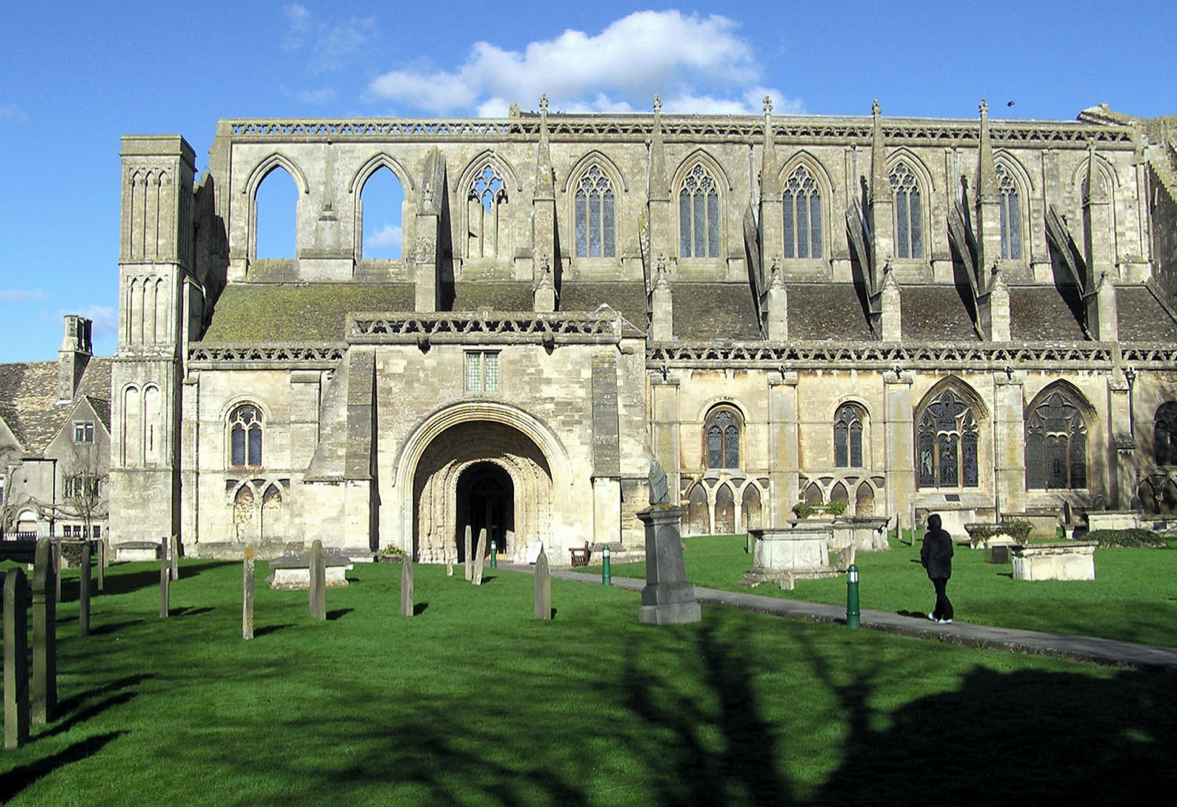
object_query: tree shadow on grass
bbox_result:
[413,603,429,616]
[37,692,138,741]
[88,619,144,636]
[0,731,125,802]
[254,624,293,637]
[327,608,354,621]
[168,606,214,618]
[55,674,153,717]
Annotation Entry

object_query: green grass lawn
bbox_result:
[2,558,1176,804]
[599,533,1177,648]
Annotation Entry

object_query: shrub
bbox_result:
[827,501,847,517]
[965,521,1033,544]
[792,502,815,520]
[1085,529,1167,548]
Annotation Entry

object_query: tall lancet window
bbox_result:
[469,164,506,258]
[997,164,1022,260]
[575,165,615,258]
[890,163,923,259]
[679,164,720,258]
[230,404,263,468]
[783,166,822,259]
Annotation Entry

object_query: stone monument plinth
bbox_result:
[636,505,701,625]
[743,525,837,588]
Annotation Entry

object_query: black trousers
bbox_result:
[931,577,953,621]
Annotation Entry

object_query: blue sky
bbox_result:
[1,0,1173,363]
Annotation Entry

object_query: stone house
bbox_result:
[0,316,111,540]
[107,99,1177,560]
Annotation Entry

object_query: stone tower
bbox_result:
[108,136,196,544]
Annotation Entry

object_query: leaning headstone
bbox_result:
[464,526,473,582]
[309,540,326,621]
[242,548,255,641]
[472,528,487,586]
[534,548,551,621]
[4,567,30,749]
[78,539,92,637]
[169,534,179,581]
[636,465,701,625]
[159,536,170,619]
[31,539,57,725]
[400,553,415,617]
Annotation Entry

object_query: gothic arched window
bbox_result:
[230,404,263,468]
[917,389,979,488]
[997,164,1022,261]
[469,164,507,258]
[1025,391,1087,489]
[1155,402,1177,466]
[890,163,923,259]
[834,404,865,468]
[783,165,822,259]
[574,165,615,258]
[705,408,741,469]
[679,164,720,258]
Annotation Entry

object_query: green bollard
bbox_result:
[602,545,612,586]
[846,564,860,629]
[490,540,497,569]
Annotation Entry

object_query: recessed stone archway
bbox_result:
[411,420,552,563]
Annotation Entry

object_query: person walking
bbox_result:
[920,513,954,623]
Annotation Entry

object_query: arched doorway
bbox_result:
[412,420,552,563]
[457,462,514,561]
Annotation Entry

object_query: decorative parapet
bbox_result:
[222,116,1134,149]
[649,341,1177,371]
[346,310,636,346]
[188,344,346,368]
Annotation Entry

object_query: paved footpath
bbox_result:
[503,564,1177,671]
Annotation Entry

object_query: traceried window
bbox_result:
[705,408,741,469]
[917,389,979,488]
[230,404,263,468]
[1155,403,1177,466]
[997,164,1022,261]
[783,166,822,259]
[1026,391,1087,489]
[890,163,922,259]
[679,164,720,258]
[74,422,94,443]
[834,404,865,468]
[574,165,615,258]
[469,164,507,259]
[465,351,500,393]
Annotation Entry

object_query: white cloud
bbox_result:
[289,87,336,105]
[0,103,28,123]
[367,224,402,250]
[0,289,47,301]
[282,3,377,74]
[369,10,800,116]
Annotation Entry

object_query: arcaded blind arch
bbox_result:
[917,388,979,488]
[834,403,865,468]
[679,163,720,258]
[1025,390,1087,489]
[230,404,264,468]
[889,162,923,259]
[574,164,616,258]
[996,164,1022,260]
[1155,403,1177,466]
[782,165,822,259]
[705,407,741,469]
[468,164,507,259]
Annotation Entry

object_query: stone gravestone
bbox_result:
[309,540,326,621]
[401,553,414,617]
[534,548,551,621]
[159,537,170,619]
[242,548,254,641]
[78,539,91,637]
[472,528,488,586]
[170,534,179,581]
[4,567,30,749]
[32,539,56,725]
[636,460,701,625]
[97,537,106,591]
[464,526,473,582]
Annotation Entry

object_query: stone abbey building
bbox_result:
[108,99,1177,561]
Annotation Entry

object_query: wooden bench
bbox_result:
[569,543,591,567]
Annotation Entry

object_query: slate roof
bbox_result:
[671,283,761,341]
[200,283,415,343]
[786,283,874,341]
[559,282,647,331]
[1116,286,1177,342]
[0,357,111,454]
[1009,286,1088,341]
[901,286,980,342]
[450,282,534,312]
